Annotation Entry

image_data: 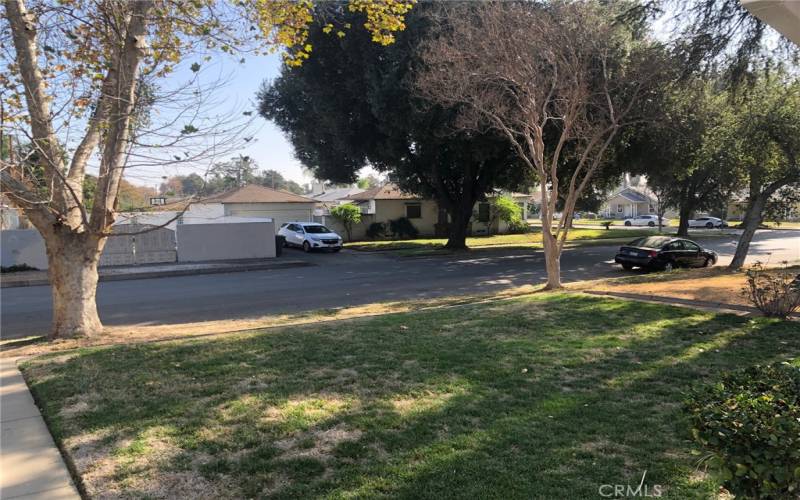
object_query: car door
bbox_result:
[661,241,683,266]
[681,240,704,267]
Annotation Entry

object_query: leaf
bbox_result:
[181,124,199,135]
[190,62,201,73]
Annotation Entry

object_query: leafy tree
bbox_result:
[622,81,742,236]
[488,195,524,235]
[259,3,529,250]
[329,203,361,241]
[0,0,414,339]
[727,71,800,268]
[357,174,380,190]
[181,173,206,196]
[258,169,304,194]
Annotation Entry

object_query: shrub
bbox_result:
[491,195,525,234]
[684,362,800,499]
[388,217,418,239]
[602,221,613,230]
[508,218,528,234]
[329,203,362,241]
[366,222,387,239]
[742,262,800,318]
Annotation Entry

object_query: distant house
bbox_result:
[116,185,318,230]
[600,188,656,219]
[317,183,532,240]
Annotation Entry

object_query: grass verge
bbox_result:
[21,293,799,499]
[346,228,658,254]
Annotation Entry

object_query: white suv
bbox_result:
[623,215,670,227]
[278,222,343,252]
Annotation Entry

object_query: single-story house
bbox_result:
[600,188,657,219]
[188,184,317,228]
[317,183,532,240]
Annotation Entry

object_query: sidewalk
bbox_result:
[1,258,311,288]
[0,358,80,499]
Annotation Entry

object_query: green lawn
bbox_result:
[346,228,658,253]
[21,294,799,498]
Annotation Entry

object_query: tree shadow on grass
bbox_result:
[21,294,799,499]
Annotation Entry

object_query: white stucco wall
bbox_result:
[1,229,48,269]
[176,221,276,262]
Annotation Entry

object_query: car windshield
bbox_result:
[627,236,672,249]
[303,225,332,234]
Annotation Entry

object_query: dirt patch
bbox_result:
[276,424,363,461]
[580,271,753,309]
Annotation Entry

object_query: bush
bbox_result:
[366,222,387,239]
[742,262,800,318]
[491,195,526,234]
[329,203,362,241]
[388,217,418,239]
[684,362,800,499]
[602,221,613,230]
[508,219,528,234]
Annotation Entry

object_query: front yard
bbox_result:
[346,228,658,253]
[21,293,799,499]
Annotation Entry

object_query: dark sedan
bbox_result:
[614,236,718,272]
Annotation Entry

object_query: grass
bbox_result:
[346,228,658,253]
[21,293,799,499]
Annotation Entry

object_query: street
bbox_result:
[2,230,798,339]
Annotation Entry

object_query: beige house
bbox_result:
[318,183,531,240]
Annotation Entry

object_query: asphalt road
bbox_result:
[2,230,798,339]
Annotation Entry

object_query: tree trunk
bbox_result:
[677,202,694,237]
[445,204,472,250]
[729,196,766,270]
[541,229,562,289]
[45,231,105,339]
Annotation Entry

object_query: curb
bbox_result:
[1,260,313,289]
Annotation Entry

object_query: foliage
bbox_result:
[685,362,800,499]
[491,195,525,234]
[742,263,800,318]
[329,203,361,241]
[365,222,387,240]
[259,3,529,249]
[388,217,418,239]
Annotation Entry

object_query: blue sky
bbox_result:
[125,53,309,189]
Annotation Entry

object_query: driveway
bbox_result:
[2,230,798,339]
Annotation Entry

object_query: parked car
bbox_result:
[688,216,727,228]
[622,215,670,227]
[614,235,718,272]
[278,222,342,252]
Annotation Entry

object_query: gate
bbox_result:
[99,224,177,266]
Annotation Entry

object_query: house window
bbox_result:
[616,205,623,213]
[477,202,490,223]
[405,203,422,219]
[649,204,656,213]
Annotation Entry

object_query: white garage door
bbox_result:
[227,207,313,229]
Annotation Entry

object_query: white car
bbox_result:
[688,216,727,228]
[623,215,670,227]
[278,222,343,252]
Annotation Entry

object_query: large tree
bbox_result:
[416,1,666,289]
[727,71,800,269]
[259,3,529,249]
[622,81,741,235]
[0,0,413,339]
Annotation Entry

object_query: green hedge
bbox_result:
[684,362,800,499]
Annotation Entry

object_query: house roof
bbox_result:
[201,184,316,204]
[312,187,364,202]
[346,183,421,201]
[612,188,652,204]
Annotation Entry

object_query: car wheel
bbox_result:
[624,221,632,226]
[706,222,713,228]
[332,248,341,253]
[622,263,634,271]
[663,261,674,272]
[703,257,712,268]
[303,241,311,253]
[648,221,655,227]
